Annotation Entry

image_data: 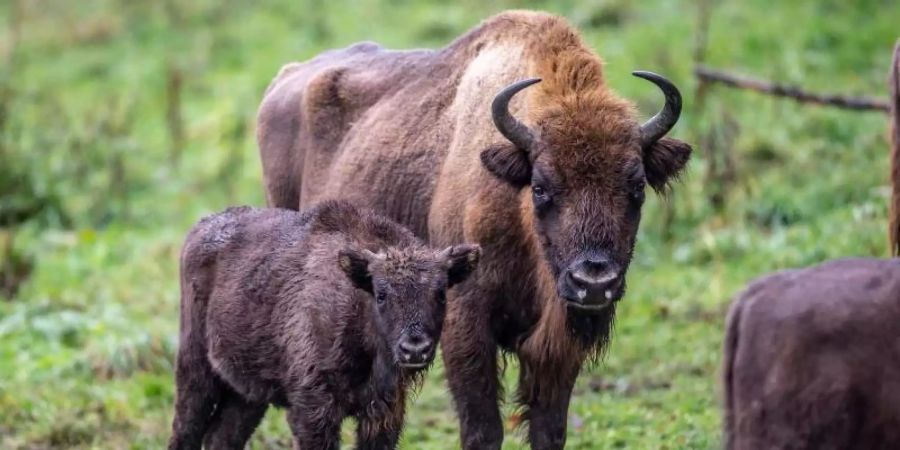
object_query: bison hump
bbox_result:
[303,67,352,141]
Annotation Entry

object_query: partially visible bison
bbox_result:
[723,258,900,450]
[725,43,900,450]
[167,201,480,449]
[258,11,691,448]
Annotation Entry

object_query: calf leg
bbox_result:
[167,346,222,450]
[518,361,578,450]
[286,390,342,450]
[202,388,268,450]
[442,299,503,450]
[168,277,222,450]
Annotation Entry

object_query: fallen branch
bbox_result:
[166,63,185,168]
[695,65,890,113]
[889,40,900,256]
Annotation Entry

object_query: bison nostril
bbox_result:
[563,256,622,305]
[583,257,609,273]
[569,267,618,288]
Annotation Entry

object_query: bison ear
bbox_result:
[643,137,692,193]
[440,244,481,288]
[338,248,375,294]
[480,143,532,187]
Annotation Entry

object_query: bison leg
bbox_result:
[201,388,268,449]
[442,298,504,450]
[167,344,223,450]
[517,361,578,450]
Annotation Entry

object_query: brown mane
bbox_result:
[527,16,635,143]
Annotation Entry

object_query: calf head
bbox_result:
[339,243,481,370]
[481,72,691,311]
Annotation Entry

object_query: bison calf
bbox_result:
[724,258,900,450]
[168,200,480,450]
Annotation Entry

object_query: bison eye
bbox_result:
[375,290,387,305]
[631,184,646,205]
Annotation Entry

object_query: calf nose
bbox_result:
[398,334,434,365]
[564,255,621,307]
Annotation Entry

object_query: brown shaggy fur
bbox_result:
[723,258,900,450]
[167,201,479,450]
[257,11,691,449]
[889,40,900,256]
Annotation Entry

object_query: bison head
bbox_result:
[339,244,480,370]
[480,72,690,311]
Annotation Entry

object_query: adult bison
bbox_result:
[258,11,691,449]
[723,258,900,450]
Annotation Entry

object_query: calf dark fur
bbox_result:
[168,201,480,450]
[724,258,900,450]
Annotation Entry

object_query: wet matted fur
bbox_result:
[167,200,479,449]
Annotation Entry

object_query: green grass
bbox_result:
[1,0,898,448]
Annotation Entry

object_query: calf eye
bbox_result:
[375,291,387,305]
[532,185,550,205]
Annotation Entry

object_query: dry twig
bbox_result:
[695,65,890,113]
[889,41,900,256]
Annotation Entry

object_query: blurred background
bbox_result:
[0,0,897,448]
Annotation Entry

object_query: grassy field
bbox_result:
[1,0,898,448]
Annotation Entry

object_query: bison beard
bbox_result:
[258,11,691,450]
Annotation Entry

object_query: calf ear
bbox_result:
[643,137,692,193]
[338,248,375,294]
[480,143,532,187]
[440,244,481,288]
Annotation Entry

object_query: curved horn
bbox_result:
[491,78,541,151]
[632,71,683,147]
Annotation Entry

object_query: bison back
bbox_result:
[257,41,441,221]
[724,258,900,450]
